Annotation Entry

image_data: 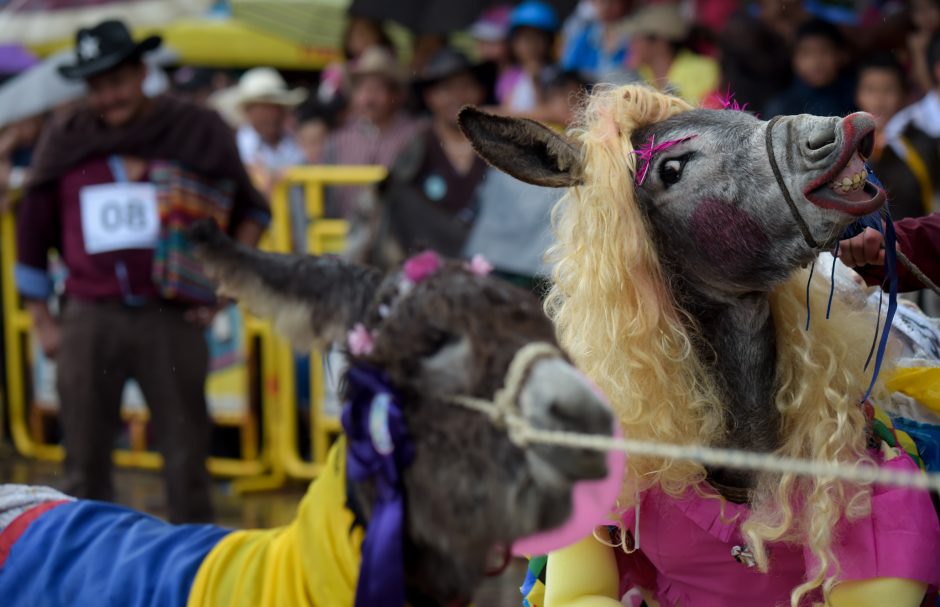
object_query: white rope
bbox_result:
[448,396,940,494]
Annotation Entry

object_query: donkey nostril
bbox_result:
[805,130,837,151]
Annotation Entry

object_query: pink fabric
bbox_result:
[615,450,940,606]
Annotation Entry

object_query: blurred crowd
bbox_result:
[4,0,940,279]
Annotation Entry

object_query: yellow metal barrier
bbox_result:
[1,164,387,490]
[266,165,387,481]
[0,206,271,479]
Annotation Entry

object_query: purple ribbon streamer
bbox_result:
[342,365,415,607]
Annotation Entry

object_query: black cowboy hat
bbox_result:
[413,48,497,102]
[58,19,162,81]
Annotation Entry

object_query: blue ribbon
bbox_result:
[839,165,898,403]
[342,365,415,607]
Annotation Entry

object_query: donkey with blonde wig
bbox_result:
[459,85,940,606]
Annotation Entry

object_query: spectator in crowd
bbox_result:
[886,32,940,153]
[719,0,804,115]
[856,53,936,219]
[318,15,395,104]
[372,48,493,266]
[471,5,513,104]
[500,1,560,113]
[765,18,857,118]
[171,67,232,106]
[324,47,423,221]
[620,3,719,106]
[907,0,940,92]
[14,20,270,523]
[540,68,592,128]
[295,100,340,166]
[324,47,422,174]
[233,68,307,173]
[560,0,633,79]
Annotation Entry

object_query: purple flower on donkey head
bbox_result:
[632,134,698,186]
[403,250,442,284]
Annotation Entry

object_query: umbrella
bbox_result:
[0,46,176,130]
[346,0,579,35]
[0,44,38,75]
[0,0,213,47]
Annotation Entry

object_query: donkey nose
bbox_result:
[802,116,841,163]
[520,358,614,481]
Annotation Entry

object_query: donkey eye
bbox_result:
[660,155,689,186]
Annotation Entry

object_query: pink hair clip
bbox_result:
[348,323,376,356]
[632,134,697,186]
[402,250,442,285]
[465,254,494,277]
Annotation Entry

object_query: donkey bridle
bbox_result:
[764,115,822,253]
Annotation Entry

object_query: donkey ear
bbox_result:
[188,220,382,352]
[458,106,583,188]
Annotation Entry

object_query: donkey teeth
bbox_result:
[829,169,867,193]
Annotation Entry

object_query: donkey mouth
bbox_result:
[803,114,886,217]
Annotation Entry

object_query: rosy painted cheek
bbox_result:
[689,199,770,273]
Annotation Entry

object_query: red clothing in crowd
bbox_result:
[860,213,940,291]
[17,157,159,301]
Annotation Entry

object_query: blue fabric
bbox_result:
[509,1,559,33]
[14,262,52,299]
[892,417,940,473]
[840,166,898,403]
[561,22,628,76]
[0,500,231,607]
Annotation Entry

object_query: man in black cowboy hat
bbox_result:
[15,19,270,523]
[371,48,494,266]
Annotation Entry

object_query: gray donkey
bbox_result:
[458,86,939,606]
[0,222,616,607]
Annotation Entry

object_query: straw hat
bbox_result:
[209,67,307,127]
[621,4,690,42]
[348,47,408,88]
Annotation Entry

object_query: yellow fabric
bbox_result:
[886,367,940,415]
[897,137,935,216]
[187,438,364,607]
[829,578,927,607]
[639,50,720,106]
[543,534,623,607]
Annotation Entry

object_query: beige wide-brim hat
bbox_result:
[209,67,308,127]
[347,46,408,88]
[621,3,690,42]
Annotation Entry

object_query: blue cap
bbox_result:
[509,1,559,34]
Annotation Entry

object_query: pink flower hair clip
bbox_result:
[632,134,697,186]
[465,254,493,277]
[347,323,376,356]
[402,251,442,285]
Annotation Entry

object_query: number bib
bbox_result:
[79,182,160,254]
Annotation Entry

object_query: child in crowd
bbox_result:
[499,1,559,113]
[561,0,633,79]
[908,0,940,92]
[295,101,341,166]
[540,69,592,128]
[765,18,857,117]
[471,4,513,93]
[620,3,719,106]
[857,53,936,219]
